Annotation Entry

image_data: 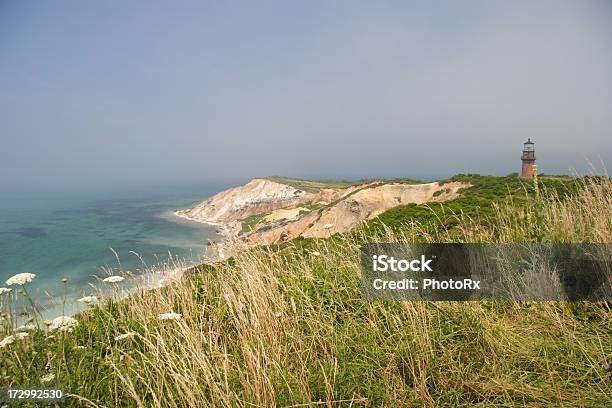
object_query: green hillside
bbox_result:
[1,175,610,407]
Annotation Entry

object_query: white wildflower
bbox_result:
[78,295,98,304]
[15,332,28,340]
[73,345,87,350]
[43,320,52,326]
[0,335,15,348]
[16,323,37,331]
[5,272,36,286]
[157,312,182,321]
[114,331,136,341]
[40,373,55,383]
[0,287,10,295]
[49,316,78,332]
[102,276,124,283]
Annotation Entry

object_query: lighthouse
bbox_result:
[520,138,536,178]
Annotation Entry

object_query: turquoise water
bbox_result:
[0,183,224,316]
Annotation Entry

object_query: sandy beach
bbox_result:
[169,210,233,238]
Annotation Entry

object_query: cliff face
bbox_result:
[177,178,469,245]
[176,179,311,223]
[243,181,467,244]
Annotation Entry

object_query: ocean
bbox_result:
[0,183,226,317]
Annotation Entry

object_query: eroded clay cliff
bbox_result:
[176,178,469,246]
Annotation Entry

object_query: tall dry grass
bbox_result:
[493,176,612,243]
[1,176,611,407]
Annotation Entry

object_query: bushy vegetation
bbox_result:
[240,213,268,234]
[1,175,611,407]
[365,174,577,239]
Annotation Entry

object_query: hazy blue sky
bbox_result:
[1,0,611,189]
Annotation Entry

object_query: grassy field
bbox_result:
[365,174,569,237]
[265,176,371,192]
[1,175,611,407]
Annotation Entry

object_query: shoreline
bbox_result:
[169,210,233,239]
[44,212,229,320]
[19,264,196,323]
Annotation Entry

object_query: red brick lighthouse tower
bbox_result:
[521,138,536,178]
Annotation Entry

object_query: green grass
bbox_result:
[240,213,268,234]
[265,176,372,192]
[387,177,424,184]
[365,174,577,238]
[1,174,611,407]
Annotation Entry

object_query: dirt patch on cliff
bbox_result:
[262,207,310,223]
